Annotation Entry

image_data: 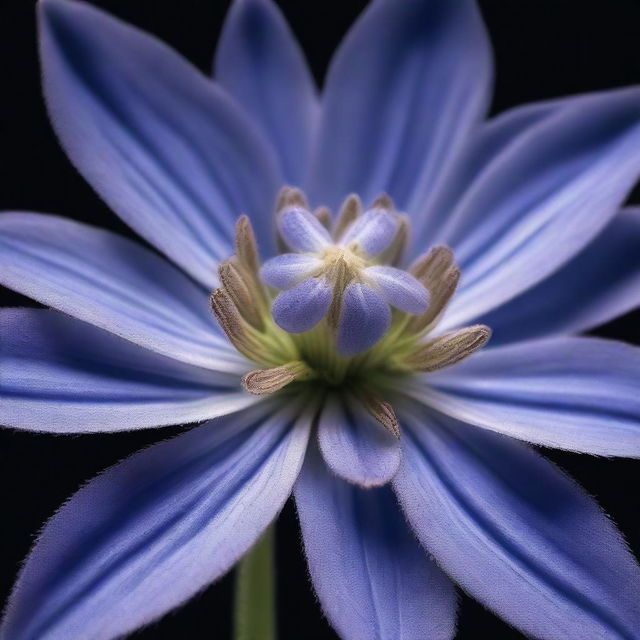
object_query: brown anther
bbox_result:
[371,193,395,211]
[364,394,400,438]
[314,206,332,229]
[218,259,264,330]
[410,245,454,281]
[405,325,491,373]
[275,186,309,212]
[234,215,260,276]
[409,246,460,332]
[210,288,266,362]
[242,361,311,395]
[333,194,362,240]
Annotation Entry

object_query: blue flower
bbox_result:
[1,0,640,638]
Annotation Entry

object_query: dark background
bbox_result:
[1,0,640,638]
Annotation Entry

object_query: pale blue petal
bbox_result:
[436,87,640,327]
[278,206,332,252]
[260,253,322,290]
[337,283,391,356]
[412,92,593,248]
[394,409,640,640]
[307,0,492,213]
[476,208,640,344]
[215,0,318,184]
[340,209,398,256]
[295,441,457,640]
[406,337,640,457]
[1,402,312,640]
[364,266,429,314]
[40,0,282,287]
[317,394,400,487]
[0,309,255,433]
[0,213,243,372]
[272,277,332,332]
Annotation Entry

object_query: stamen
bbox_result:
[371,193,394,210]
[234,215,259,277]
[218,258,264,330]
[410,245,454,281]
[217,190,492,410]
[276,186,308,212]
[405,325,491,372]
[409,246,460,332]
[242,361,312,395]
[210,288,270,363]
[333,194,362,240]
[314,206,332,229]
[363,393,400,438]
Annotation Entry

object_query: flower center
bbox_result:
[210,187,490,436]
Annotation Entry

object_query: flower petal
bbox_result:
[406,336,640,457]
[0,308,254,433]
[1,401,312,640]
[317,394,401,487]
[437,87,640,327]
[0,213,242,372]
[340,208,398,257]
[364,266,429,314]
[412,93,593,246]
[260,253,323,290]
[215,0,318,184]
[295,441,457,640]
[394,409,640,640]
[39,0,281,287]
[477,207,640,344]
[278,206,332,252]
[307,0,492,213]
[272,277,332,332]
[337,283,391,356]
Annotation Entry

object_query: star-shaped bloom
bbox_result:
[262,199,428,353]
[1,0,640,639]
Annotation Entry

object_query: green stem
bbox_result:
[233,525,277,640]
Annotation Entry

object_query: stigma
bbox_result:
[262,190,428,355]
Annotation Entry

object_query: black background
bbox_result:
[1,1,640,638]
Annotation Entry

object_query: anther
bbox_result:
[410,245,454,281]
[404,325,491,372]
[371,193,394,210]
[210,288,269,363]
[314,206,332,229]
[409,246,460,332]
[241,361,312,395]
[276,186,308,212]
[218,258,264,330]
[363,393,400,438]
[234,215,260,277]
[333,194,362,240]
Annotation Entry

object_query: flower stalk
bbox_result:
[233,525,277,640]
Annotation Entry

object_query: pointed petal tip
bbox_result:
[317,396,402,488]
[38,0,94,28]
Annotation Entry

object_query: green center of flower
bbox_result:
[210,187,490,437]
